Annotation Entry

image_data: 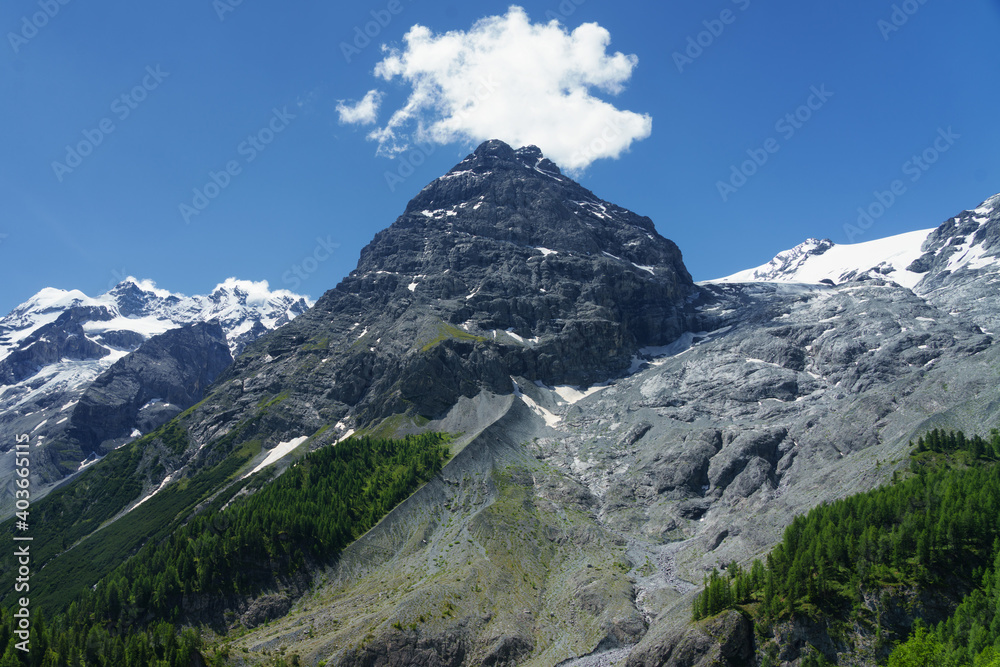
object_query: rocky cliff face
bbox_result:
[17,140,1000,667]
[203,139,697,441]
[65,321,233,458]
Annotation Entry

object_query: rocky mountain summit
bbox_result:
[11,142,1000,666]
[214,139,697,434]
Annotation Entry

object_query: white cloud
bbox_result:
[337,89,383,125]
[362,6,652,173]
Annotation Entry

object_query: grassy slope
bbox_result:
[225,427,644,667]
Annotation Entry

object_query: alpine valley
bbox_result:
[3,141,1000,667]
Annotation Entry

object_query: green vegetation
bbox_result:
[691,426,1000,665]
[0,419,205,611]
[910,427,1000,463]
[0,433,448,666]
[27,437,262,613]
[299,337,330,352]
[419,322,488,352]
[361,413,434,440]
[887,553,1000,666]
[257,392,290,410]
[0,607,205,667]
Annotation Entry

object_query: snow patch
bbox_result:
[553,385,606,404]
[504,328,539,345]
[132,473,176,510]
[746,358,784,369]
[77,453,100,472]
[631,263,655,275]
[512,379,561,428]
[627,328,734,374]
[244,436,309,479]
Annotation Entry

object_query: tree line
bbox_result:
[1,432,449,666]
[691,425,1000,666]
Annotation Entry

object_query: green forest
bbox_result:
[7,420,1000,666]
[0,432,449,667]
[692,427,1000,666]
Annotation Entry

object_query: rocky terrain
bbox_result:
[162,146,999,665]
[65,321,233,466]
[0,278,309,513]
[11,140,1000,666]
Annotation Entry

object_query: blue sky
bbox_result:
[2,0,999,315]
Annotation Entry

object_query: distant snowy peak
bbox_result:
[0,277,312,460]
[716,191,1000,291]
[107,276,311,327]
[716,230,933,289]
[1,277,312,362]
[723,238,836,283]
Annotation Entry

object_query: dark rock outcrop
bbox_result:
[65,321,233,457]
[210,139,697,437]
[626,611,754,667]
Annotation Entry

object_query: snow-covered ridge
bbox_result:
[715,192,1000,289]
[0,277,312,445]
[1,276,312,361]
[715,230,933,290]
[976,193,1000,215]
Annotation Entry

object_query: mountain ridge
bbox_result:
[716,191,1000,292]
[5,141,1000,667]
[0,277,311,513]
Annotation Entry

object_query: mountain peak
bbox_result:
[444,140,564,179]
[472,138,517,161]
[716,189,1000,292]
[375,140,688,285]
[284,137,698,412]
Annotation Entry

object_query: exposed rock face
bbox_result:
[626,611,754,667]
[908,194,1000,334]
[0,307,113,385]
[210,139,697,434]
[66,321,233,455]
[338,627,471,667]
[0,278,309,513]
[9,322,232,492]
